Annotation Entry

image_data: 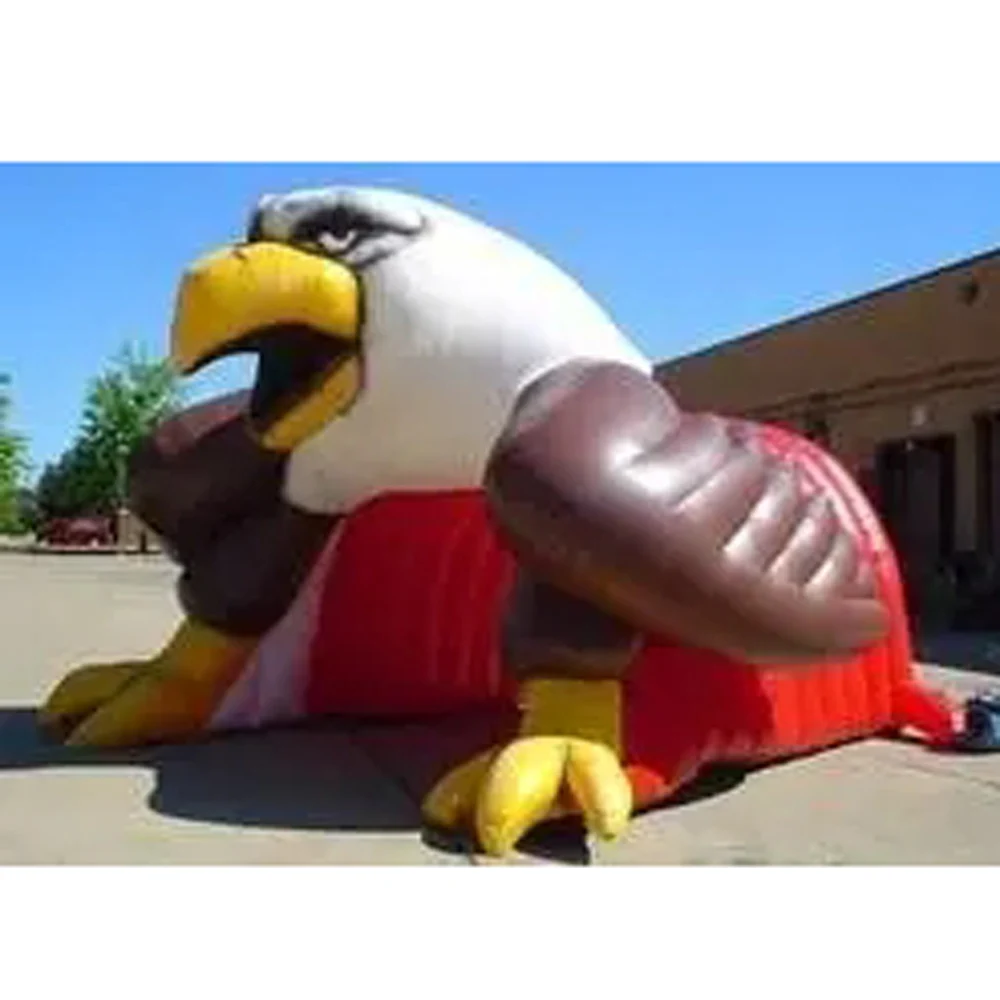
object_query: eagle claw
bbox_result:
[40,659,217,748]
[39,620,254,748]
[422,735,633,857]
[40,661,150,743]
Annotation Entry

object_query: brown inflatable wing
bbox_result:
[484,361,890,666]
[128,392,336,636]
[127,391,276,562]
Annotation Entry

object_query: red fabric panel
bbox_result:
[306,492,516,717]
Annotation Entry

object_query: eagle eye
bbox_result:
[246,191,423,267]
[292,206,370,249]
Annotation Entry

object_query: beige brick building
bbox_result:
[656,248,1000,623]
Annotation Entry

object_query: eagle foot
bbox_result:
[39,619,255,748]
[422,678,633,857]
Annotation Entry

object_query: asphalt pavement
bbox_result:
[2,552,999,865]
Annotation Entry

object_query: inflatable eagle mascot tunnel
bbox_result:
[40,187,961,857]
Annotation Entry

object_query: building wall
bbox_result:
[659,253,1000,418]
[656,250,1000,565]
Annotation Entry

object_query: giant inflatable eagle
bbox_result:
[39,187,957,856]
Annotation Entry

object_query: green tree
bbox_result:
[35,344,184,522]
[36,438,111,520]
[80,343,184,508]
[0,373,30,534]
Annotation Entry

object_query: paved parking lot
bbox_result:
[2,552,1000,865]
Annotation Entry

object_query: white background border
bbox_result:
[2,1,998,995]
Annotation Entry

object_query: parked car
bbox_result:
[39,516,115,547]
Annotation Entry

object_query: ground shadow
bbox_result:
[0,705,756,865]
[0,706,422,833]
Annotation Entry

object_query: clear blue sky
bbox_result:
[4,163,1000,478]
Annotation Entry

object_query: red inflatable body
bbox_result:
[303,425,959,808]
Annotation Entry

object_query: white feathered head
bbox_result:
[171,185,649,512]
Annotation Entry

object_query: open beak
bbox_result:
[170,242,362,452]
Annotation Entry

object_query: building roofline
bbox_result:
[655,243,1000,373]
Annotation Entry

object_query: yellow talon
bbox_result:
[41,619,256,748]
[64,670,206,748]
[422,750,495,829]
[565,739,632,841]
[39,661,144,735]
[476,737,567,856]
[421,677,634,857]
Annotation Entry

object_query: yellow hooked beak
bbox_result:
[170,241,362,452]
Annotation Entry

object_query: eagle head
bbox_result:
[171,186,650,514]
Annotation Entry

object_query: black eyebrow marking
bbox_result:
[291,204,371,244]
